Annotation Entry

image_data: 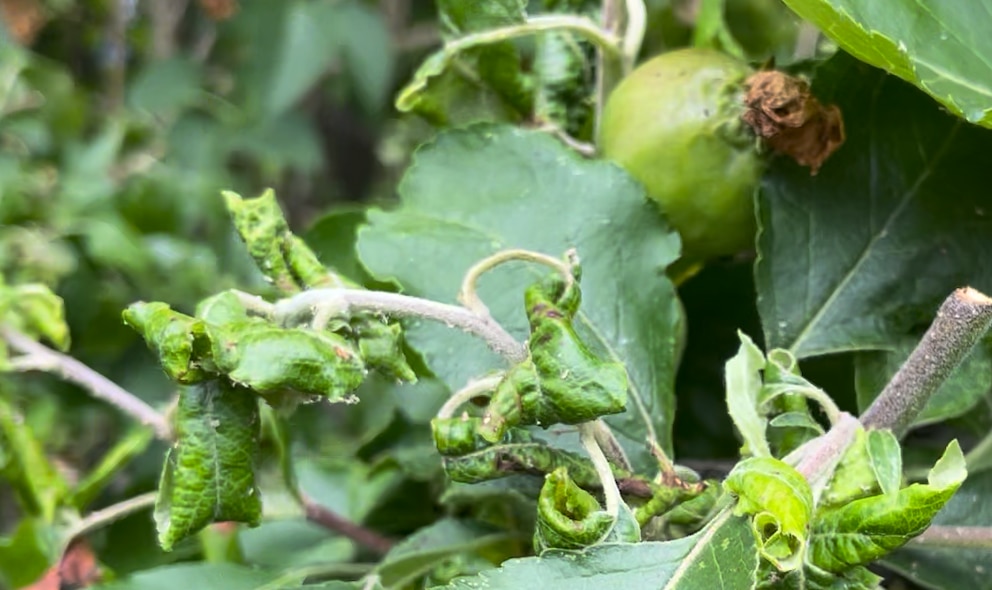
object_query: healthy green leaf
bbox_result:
[155,380,262,551]
[70,426,154,509]
[0,518,56,589]
[855,336,992,427]
[358,124,682,468]
[439,510,758,589]
[335,1,395,114]
[756,52,992,358]
[866,429,901,496]
[809,440,966,573]
[725,331,771,458]
[724,456,813,571]
[780,0,992,127]
[264,0,339,117]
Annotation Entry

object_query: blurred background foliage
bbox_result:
[0,0,815,586]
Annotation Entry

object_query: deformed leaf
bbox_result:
[222,189,299,293]
[724,456,813,571]
[123,302,209,384]
[202,322,367,404]
[535,467,638,552]
[358,124,682,469]
[440,510,758,589]
[155,380,262,551]
[3,283,70,351]
[808,440,966,573]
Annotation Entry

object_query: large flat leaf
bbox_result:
[357,125,682,465]
[883,470,992,589]
[756,52,992,358]
[439,510,758,589]
[781,0,992,128]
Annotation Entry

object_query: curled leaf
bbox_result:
[123,302,209,384]
[3,283,70,351]
[724,456,813,571]
[223,189,300,293]
[155,380,262,551]
[535,467,619,551]
[202,322,367,406]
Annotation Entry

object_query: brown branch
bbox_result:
[302,495,394,555]
[913,525,992,548]
[861,287,992,438]
[1,326,172,440]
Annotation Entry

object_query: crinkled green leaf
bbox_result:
[202,322,367,404]
[809,440,966,573]
[480,271,627,441]
[535,467,639,552]
[781,0,992,127]
[123,302,209,384]
[725,456,813,571]
[223,189,300,293]
[441,510,758,589]
[155,380,261,551]
[725,332,771,458]
[756,52,992,358]
[855,336,992,428]
[4,283,70,351]
[866,429,901,496]
[358,125,682,469]
[0,394,68,522]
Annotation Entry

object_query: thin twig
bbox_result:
[273,289,528,364]
[861,287,992,438]
[1,326,172,440]
[437,374,503,419]
[302,495,394,555]
[913,525,992,548]
[458,249,576,316]
[788,412,859,505]
[62,491,157,549]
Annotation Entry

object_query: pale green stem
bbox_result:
[622,0,647,69]
[861,288,992,438]
[787,412,860,505]
[445,15,621,61]
[458,249,577,316]
[437,374,503,419]
[592,418,632,471]
[579,422,622,518]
